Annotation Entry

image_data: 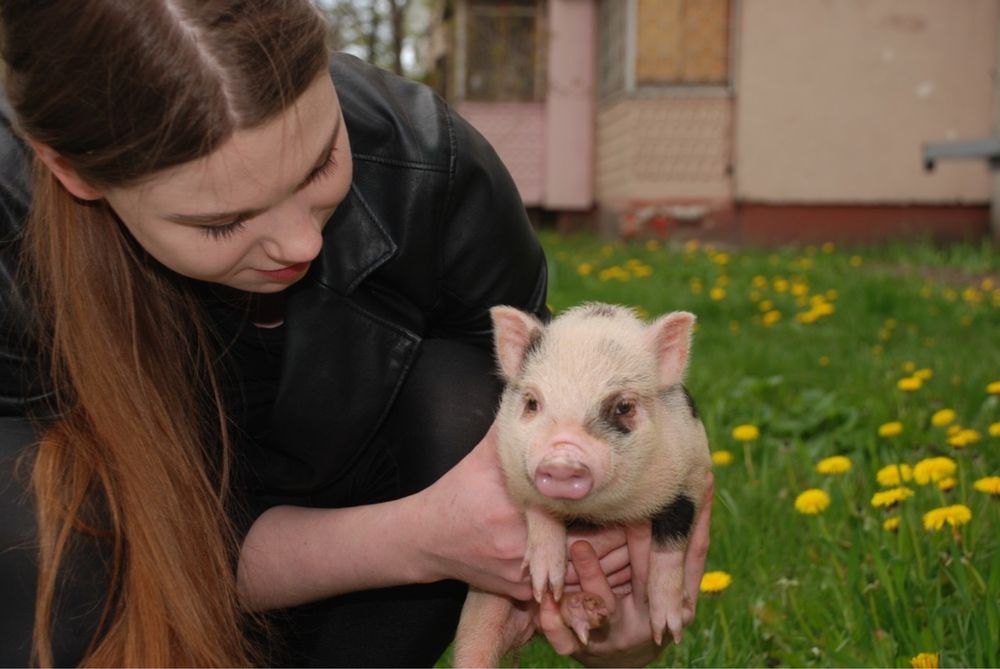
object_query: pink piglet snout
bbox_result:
[534,452,593,500]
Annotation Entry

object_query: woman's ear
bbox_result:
[27,139,104,200]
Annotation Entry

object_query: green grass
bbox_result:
[444,233,1000,668]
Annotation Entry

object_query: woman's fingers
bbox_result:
[564,543,630,587]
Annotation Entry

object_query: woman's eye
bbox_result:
[302,147,338,188]
[201,218,248,240]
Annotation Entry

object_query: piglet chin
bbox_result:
[534,461,593,500]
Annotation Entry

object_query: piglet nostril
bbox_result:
[535,461,593,500]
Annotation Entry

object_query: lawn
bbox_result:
[446,232,999,668]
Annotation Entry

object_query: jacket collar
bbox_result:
[314,181,397,295]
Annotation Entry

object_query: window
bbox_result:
[464,0,545,102]
[636,0,729,86]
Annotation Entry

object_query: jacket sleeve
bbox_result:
[429,105,549,347]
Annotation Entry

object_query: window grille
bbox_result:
[465,0,545,102]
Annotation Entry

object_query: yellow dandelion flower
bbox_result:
[752,275,768,289]
[732,424,760,442]
[883,517,901,532]
[599,266,631,282]
[762,310,782,327]
[713,253,730,266]
[825,289,839,301]
[990,422,1000,438]
[631,264,654,279]
[576,262,593,276]
[871,487,915,509]
[910,652,938,669]
[712,450,734,466]
[821,242,835,254]
[689,278,704,294]
[758,299,774,312]
[897,377,922,391]
[709,287,726,301]
[973,476,1000,495]
[877,463,913,487]
[914,368,933,381]
[791,282,809,297]
[902,361,916,373]
[913,457,957,485]
[930,409,956,428]
[684,239,699,253]
[700,571,732,593]
[794,489,830,515]
[849,255,863,267]
[922,504,972,531]
[818,356,830,367]
[878,421,903,438]
[773,278,789,293]
[645,240,661,252]
[948,429,981,449]
[947,425,961,437]
[937,477,956,492]
[816,456,851,475]
[983,278,996,291]
[987,380,1000,394]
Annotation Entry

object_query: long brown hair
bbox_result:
[0,1,329,664]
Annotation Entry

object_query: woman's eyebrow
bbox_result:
[164,113,342,226]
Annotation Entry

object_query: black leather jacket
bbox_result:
[0,53,547,506]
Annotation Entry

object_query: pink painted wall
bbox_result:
[456,102,546,206]
[736,0,996,204]
[544,0,597,210]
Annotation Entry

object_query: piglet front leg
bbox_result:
[647,494,697,645]
[523,505,569,602]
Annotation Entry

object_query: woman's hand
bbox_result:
[412,425,533,600]
[538,472,715,667]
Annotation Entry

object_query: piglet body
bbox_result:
[453,304,712,667]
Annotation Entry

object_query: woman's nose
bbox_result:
[260,201,323,264]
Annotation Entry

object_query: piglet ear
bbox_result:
[490,306,544,381]
[645,311,696,387]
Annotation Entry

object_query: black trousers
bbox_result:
[0,339,502,667]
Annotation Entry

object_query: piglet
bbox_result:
[453,303,712,667]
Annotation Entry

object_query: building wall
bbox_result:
[456,102,546,206]
[595,95,733,206]
[736,0,997,204]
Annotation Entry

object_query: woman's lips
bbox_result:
[257,261,311,282]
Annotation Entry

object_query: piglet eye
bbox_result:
[523,395,539,416]
[615,400,635,418]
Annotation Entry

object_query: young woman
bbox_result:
[0,1,713,666]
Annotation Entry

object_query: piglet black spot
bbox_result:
[581,303,620,319]
[652,495,695,546]
[682,385,700,419]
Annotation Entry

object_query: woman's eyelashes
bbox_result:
[201,217,249,240]
[301,146,338,189]
[199,145,338,240]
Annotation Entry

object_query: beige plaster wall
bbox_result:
[595,96,733,206]
[736,0,997,204]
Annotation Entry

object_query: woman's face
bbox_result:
[103,73,352,293]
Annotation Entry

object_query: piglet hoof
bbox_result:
[648,549,687,646]
[525,541,567,602]
[559,591,609,646]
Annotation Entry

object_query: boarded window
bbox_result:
[465,0,545,102]
[636,0,729,85]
